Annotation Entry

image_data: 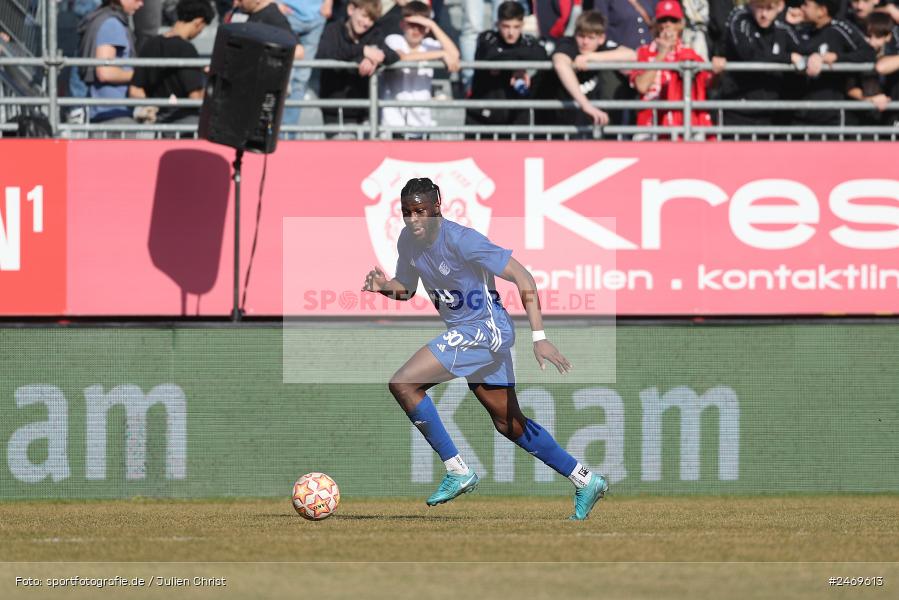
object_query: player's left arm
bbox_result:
[498,257,572,373]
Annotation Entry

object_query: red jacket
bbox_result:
[629,41,713,130]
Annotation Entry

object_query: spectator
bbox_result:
[78,0,144,125]
[848,0,899,35]
[462,0,531,91]
[128,0,213,127]
[718,0,801,126]
[465,1,548,132]
[228,0,306,60]
[60,0,102,115]
[792,0,876,125]
[707,0,737,57]
[630,0,714,137]
[875,13,899,122]
[380,1,459,134]
[847,11,896,122]
[594,0,659,51]
[316,0,399,133]
[228,0,294,30]
[848,0,879,30]
[279,0,333,133]
[535,10,636,130]
[681,0,711,59]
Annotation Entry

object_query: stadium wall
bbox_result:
[1,324,896,500]
[1,139,898,317]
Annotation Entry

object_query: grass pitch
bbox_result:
[2,495,898,599]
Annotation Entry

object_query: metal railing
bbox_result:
[0,0,45,57]
[0,0,48,125]
[1,0,897,140]
[3,53,898,140]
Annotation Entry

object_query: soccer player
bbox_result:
[362,178,609,520]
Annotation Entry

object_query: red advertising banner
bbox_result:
[0,140,67,314]
[66,141,235,316]
[8,140,899,316]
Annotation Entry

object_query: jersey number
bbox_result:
[432,288,463,310]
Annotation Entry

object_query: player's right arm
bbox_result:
[362,265,416,301]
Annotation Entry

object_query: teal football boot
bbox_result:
[426,471,479,506]
[569,474,609,520]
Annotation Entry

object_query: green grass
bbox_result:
[2,496,898,599]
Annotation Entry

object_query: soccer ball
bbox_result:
[292,472,340,520]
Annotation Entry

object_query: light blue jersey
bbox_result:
[395,219,516,385]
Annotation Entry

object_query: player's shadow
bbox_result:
[329,514,466,521]
[148,149,230,315]
[260,514,465,521]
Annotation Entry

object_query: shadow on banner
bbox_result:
[148,150,231,315]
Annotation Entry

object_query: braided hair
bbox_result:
[400,178,441,205]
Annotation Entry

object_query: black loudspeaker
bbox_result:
[198,23,296,153]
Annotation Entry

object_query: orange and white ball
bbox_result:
[292,472,340,520]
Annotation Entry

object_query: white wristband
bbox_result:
[532,330,546,343]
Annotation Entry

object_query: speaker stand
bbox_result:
[232,149,244,322]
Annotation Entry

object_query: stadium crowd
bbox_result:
[39,0,899,133]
